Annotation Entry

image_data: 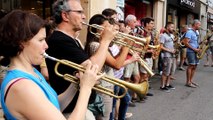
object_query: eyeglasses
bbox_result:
[66,10,84,14]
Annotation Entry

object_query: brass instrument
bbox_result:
[196,30,211,59]
[151,44,161,60]
[129,50,154,77]
[43,53,148,99]
[173,29,185,57]
[152,28,160,45]
[82,22,150,53]
[82,22,155,77]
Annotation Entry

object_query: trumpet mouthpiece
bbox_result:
[43,52,48,58]
[43,53,58,61]
[81,21,88,26]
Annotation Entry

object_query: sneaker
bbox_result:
[125,112,133,119]
[128,101,136,107]
[146,92,154,96]
[166,85,175,90]
[159,71,162,75]
[179,67,185,71]
[160,87,170,92]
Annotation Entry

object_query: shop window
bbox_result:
[0,0,52,18]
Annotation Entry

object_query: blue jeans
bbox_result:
[110,86,131,120]
[118,87,130,120]
[110,85,119,120]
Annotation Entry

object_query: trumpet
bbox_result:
[82,22,150,53]
[43,53,148,99]
[129,50,154,77]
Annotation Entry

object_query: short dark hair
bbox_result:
[102,8,117,18]
[165,22,174,28]
[143,17,154,27]
[0,10,45,58]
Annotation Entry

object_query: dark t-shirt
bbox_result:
[46,31,95,113]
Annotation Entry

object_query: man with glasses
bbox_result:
[46,0,116,118]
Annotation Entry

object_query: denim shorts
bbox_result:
[187,52,199,65]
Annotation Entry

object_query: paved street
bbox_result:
[128,59,213,120]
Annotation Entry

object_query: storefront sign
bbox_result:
[180,0,195,9]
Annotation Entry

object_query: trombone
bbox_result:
[43,53,148,99]
[82,22,150,53]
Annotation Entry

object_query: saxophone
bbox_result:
[151,29,161,59]
[196,30,211,59]
[173,29,181,57]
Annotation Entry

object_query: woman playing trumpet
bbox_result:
[85,14,140,120]
[0,10,104,120]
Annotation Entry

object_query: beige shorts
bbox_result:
[139,58,153,74]
[123,62,139,78]
[163,57,176,76]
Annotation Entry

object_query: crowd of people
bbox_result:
[0,0,212,120]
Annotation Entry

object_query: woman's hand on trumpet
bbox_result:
[77,60,105,90]
[99,24,118,44]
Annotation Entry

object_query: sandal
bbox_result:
[192,82,199,87]
[170,76,176,80]
[185,84,197,88]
